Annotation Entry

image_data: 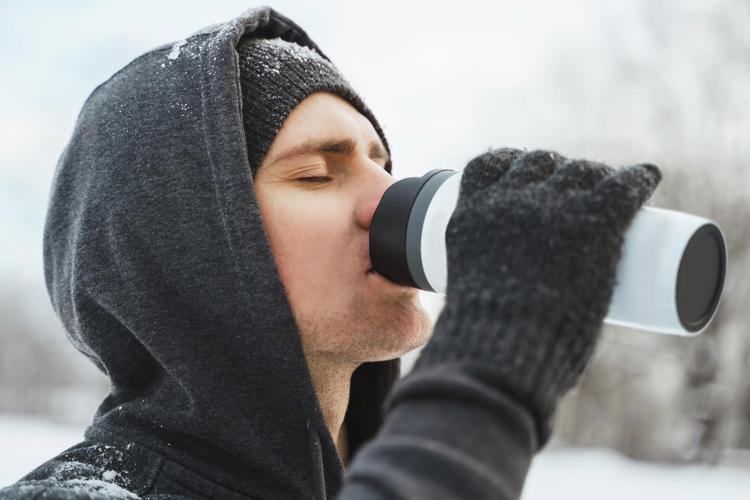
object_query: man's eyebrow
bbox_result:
[268,137,390,166]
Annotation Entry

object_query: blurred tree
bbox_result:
[553,0,750,464]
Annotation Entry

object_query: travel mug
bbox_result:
[369,169,727,336]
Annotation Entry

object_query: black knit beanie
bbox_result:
[237,36,393,177]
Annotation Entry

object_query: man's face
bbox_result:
[254,92,432,365]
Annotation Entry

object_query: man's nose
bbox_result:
[356,167,395,230]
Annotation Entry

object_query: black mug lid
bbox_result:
[369,170,452,287]
[676,223,726,332]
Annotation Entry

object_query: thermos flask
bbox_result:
[369,169,727,336]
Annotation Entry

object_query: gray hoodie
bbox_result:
[0,6,538,499]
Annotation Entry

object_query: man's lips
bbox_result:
[367,268,414,292]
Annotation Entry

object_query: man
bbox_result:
[0,6,660,499]
[253,90,433,465]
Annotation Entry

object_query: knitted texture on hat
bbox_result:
[410,148,662,445]
[237,36,392,177]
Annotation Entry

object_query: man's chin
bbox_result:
[367,303,432,361]
[298,291,432,364]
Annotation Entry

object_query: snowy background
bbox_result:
[3,415,750,499]
[1,0,749,496]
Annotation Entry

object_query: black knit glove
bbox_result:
[413,148,662,436]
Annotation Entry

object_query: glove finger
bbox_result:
[460,147,523,199]
[589,163,663,230]
[545,159,616,192]
[502,150,565,188]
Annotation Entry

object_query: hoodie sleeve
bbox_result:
[335,364,540,500]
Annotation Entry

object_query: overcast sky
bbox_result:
[1,0,745,298]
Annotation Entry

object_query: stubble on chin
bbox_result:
[297,290,432,365]
[343,291,432,363]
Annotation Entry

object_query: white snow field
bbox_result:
[2,414,750,499]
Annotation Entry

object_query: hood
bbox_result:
[42,6,400,499]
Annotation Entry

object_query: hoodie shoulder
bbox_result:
[0,480,145,500]
[0,440,154,498]
[0,481,196,499]
[1,435,262,500]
